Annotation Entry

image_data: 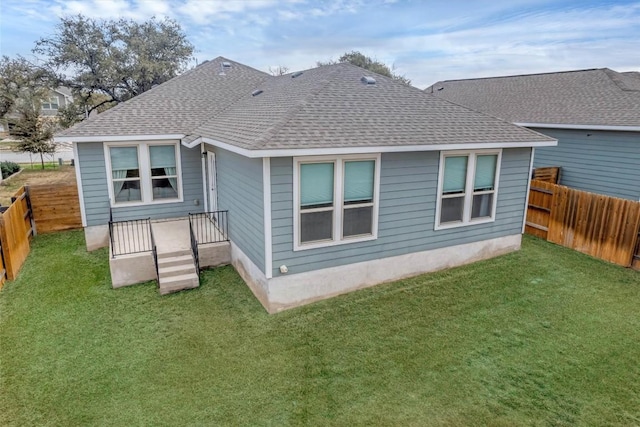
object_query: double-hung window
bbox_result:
[110,146,142,203]
[41,97,59,110]
[436,150,501,229]
[294,155,379,250]
[106,141,182,206]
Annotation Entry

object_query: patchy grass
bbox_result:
[1,232,639,426]
[0,165,75,205]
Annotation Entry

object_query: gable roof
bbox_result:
[428,68,640,129]
[56,58,555,154]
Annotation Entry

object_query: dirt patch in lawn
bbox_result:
[0,166,76,206]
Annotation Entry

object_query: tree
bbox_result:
[11,91,57,169]
[33,15,195,117]
[317,50,411,85]
[0,56,52,118]
[0,56,57,169]
[268,65,290,76]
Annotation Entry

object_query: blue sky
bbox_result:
[1,0,639,88]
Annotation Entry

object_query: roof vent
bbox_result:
[252,89,263,97]
[291,71,303,78]
[361,76,376,85]
[222,61,232,68]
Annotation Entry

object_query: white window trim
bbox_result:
[434,149,502,230]
[293,153,381,251]
[42,96,59,110]
[104,140,183,208]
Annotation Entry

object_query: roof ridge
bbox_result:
[437,68,605,84]
[602,68,640,92]
[182,60,272,136]
[253,66,344,149]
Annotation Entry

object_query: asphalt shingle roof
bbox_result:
[57,58,554,149]
[428,68,640,127]
[57,57,270,138]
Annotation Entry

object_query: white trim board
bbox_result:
[190,136,557,159]
[263,158,273,279]
[55,134,185,143]
[72,141,87,227]
[523,147,535,234]
[514,123,640,132]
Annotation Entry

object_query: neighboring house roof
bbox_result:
[428,68,640,129]
[53,86,73,99]
[56,57,554,152]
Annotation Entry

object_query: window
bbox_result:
[41,97,59,110]
[294,155,379,250]
[149,145,178,200]
[436,150,501,229]
[343,160,375,237]
[110,146,141,203]
[106,141,182,206]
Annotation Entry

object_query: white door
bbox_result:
[207,151,218,212]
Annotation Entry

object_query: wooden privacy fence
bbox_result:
[0,187,35,285]
[532,166,561,184]
[29,183,82,234]
[525,180,640,268]
[0,184,82,287]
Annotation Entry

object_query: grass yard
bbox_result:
[1,232,639,426]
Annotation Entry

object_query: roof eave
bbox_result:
[200,137,557,159]
[515,123,640,132]
[54,134,185,143]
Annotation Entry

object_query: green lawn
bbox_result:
[1,231,639,426]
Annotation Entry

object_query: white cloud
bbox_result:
[179,0,277,25]
[1,0,639,91]
[48,0,172,20]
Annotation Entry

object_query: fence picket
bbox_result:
[526,180,640,268]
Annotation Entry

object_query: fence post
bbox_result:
[25,185,36,237]
[0,215,6,287]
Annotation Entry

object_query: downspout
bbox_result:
[201,142,208,213]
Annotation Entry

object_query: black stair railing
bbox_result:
[188,211,229,244]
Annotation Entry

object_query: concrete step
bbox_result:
[158,254,194,268]
[157,249,192,259]
[158,263,196,279]
[159,272,199,295]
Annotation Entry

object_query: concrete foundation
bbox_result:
[200,242,231,268]
[85,225,109,251]
[233,234,522,313]
[109,252,157,288]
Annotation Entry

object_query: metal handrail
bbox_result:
[148,218,159,283]
[188,218,200,277]
[108,218,153,257]
[188,211,229,245]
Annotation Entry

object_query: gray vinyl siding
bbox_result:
[532,128,640,200]
[270,147,531,277]
[213,147,265,273]
[77,141,204,226]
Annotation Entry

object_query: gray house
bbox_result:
[429,68,640,200]
[41,87,73,116]
[1,87,73,135]
[55,57,555,312]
